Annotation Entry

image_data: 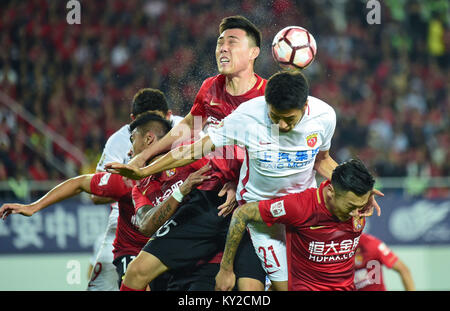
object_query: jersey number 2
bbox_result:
[258,245,280,269]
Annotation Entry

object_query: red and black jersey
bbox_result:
[89,172,151,259]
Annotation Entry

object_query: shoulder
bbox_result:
[200,74,224,90]
[360,233,381,246]
[105,125,131,146]
[232,95,266,115]
[307,96,335,117]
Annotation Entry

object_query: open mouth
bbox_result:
[219,56,230,64]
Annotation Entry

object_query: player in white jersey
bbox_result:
[207,74,336,290]
[87,88,183,291]
[105,71,382,291]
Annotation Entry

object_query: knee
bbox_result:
[124,252,167,284]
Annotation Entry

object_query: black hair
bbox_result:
[129,112,172,139]
[331,159,375,196]
[265,71,309,111]
[131,88,169,116]
[219,15,261,48]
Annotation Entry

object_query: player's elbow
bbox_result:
[393,259,411,277]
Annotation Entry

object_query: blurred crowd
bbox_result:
[0,0,448,198]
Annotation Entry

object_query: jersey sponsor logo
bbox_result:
[99,173,111,186]
[308,237,360,263]
[270,200,286,218]
[306,133,318,148]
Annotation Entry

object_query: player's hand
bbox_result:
[179,164,212,196]
[0,203,34,220]
[104,162,144,180]
[359,189,384,217]
[217,181,238,217]
[215,268,236,291]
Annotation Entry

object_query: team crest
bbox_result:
[352,216,365,232]
[306,133,318,148]
[165,168,176,177]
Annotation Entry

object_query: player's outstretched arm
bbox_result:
[392,259,415,291]
[0,175,94,220]
[314,150,338,180]
[215,202,262,291]
[105,135,215,180]
[137,164,212,236]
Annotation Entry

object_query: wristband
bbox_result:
[172,188,184,203]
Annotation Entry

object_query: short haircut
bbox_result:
[131,88,169,116]
[331,159,375,197]
[129,112,172,139]
[219,15,261,48]
[265,71,309,111]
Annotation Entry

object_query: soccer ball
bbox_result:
[272,26,317,70]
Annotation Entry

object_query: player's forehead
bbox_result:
[341,190,371,206]
[218,28,248,41]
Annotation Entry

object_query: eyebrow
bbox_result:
[270,111,297,119]
[218,35,240,41]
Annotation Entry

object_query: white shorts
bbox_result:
[87,206,119,291]
[247,222,287,282]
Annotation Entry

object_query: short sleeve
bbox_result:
[373,238,398,269]
[207,111,251,148]
[190,79,211,118]
[90,172,132,200]
[258,192,309,228]
[131,185,153,212]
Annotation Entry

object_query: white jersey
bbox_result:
[208,95,336,203]
[97,125,132,171]
[208,95,336,281]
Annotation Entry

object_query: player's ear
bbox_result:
[145,132,156,145]
[249,46,260,61]
[326,184,335,201]
[166,109,173,120]
[130,114,136,121]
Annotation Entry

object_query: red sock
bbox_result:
[120,283,145,291]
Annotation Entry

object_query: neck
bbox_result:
[225,70,257,96]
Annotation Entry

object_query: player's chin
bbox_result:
[279,127,292,133]
[217,65,233,75]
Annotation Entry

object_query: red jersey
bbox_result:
[259,180,366,291]
[354,233,398,291]
[89,172,150,259]
[190,73,266,125]
[133,153,242,212]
